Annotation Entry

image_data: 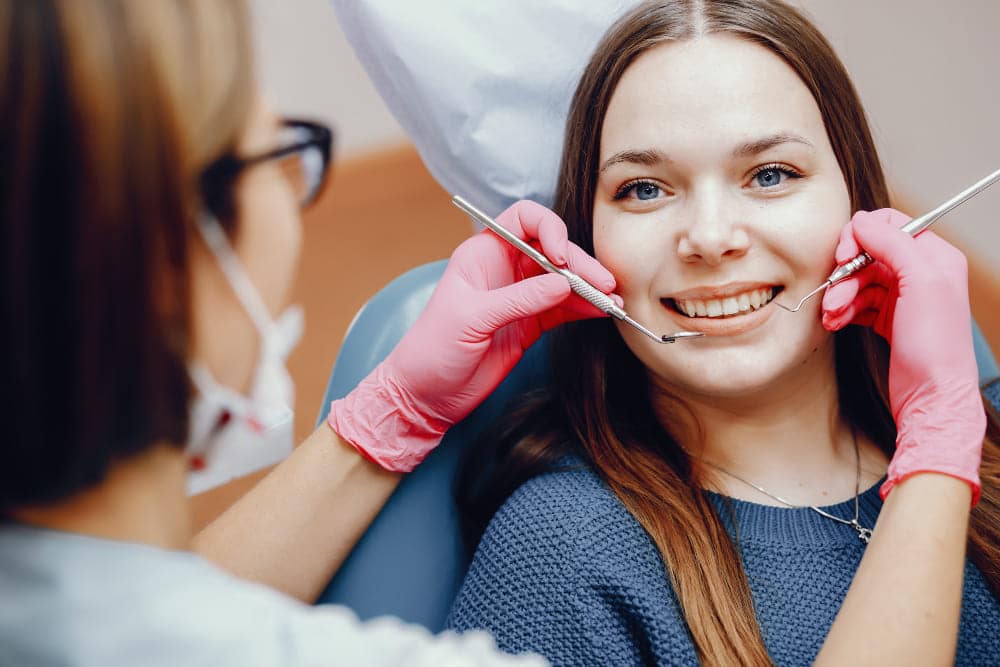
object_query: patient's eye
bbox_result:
[749,164,802,189]
[614,179,665,201]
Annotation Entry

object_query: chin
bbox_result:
[638,325,834,401]
[659,364,791,400]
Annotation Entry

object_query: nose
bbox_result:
[675,187,751,266]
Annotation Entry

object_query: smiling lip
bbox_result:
[660,282,783,337]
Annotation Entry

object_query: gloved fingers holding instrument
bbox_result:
[329,199,620,473]
[463,199,623,328]
[821,208,986,503]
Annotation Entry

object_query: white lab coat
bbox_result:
[0,524,544,666]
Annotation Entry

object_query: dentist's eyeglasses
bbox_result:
[200,118,334,219]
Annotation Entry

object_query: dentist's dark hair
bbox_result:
[458,1,1000,664]
[0,0,254,509]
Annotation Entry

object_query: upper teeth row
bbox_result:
[675,288,775,318]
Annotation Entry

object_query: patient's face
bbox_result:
[593,35,851,400]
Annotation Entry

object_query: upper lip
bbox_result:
[666,282,781,301]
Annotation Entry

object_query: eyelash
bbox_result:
[611,163,805,201]
[748,162,804,185]
[612,178,661,201]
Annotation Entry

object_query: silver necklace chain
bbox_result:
[702,432,873,544]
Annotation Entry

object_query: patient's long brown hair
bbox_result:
[458,1,1000,664]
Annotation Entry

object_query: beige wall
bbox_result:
[250,0,406,157]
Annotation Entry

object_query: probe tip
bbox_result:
[662,331,705,343]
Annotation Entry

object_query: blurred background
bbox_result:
[193,0,1000,522]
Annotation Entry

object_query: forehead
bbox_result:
[601,34,827,157]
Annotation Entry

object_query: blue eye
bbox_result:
[614,180,664,201]
[635,182,661,200]
[751,165,801,188]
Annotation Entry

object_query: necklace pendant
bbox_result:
[852,522,872,544]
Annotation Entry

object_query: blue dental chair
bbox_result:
[313,260,1000,631]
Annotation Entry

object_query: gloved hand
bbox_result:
[822,208,986,504]
[328,200,618,472]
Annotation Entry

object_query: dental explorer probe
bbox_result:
[777,165,1000,313]
[451,195,703,344]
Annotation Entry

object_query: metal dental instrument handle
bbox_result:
[777,165,1000,313]
[451,195,703,344]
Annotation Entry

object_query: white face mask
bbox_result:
[185,215,303,482]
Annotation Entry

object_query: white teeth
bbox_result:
[674,287,776,319]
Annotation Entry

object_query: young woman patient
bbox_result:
[446,1,1000,665]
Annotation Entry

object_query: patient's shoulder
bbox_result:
[447,461,619,637]
[475,457,659,581]
[449,458,694,664]
[494,458,629,536]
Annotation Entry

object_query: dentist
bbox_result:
[0,1,605,664]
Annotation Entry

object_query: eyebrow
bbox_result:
[598,148,670,175]
[731,132,814,158]
[598,133,814,175]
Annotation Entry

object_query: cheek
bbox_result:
[766,181,851,275]
[808,202,851,274]
[234,167,303,314]
[593,215,665,295]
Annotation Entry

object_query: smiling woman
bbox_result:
[447,1,1000,665]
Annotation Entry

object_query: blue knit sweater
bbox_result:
[446,462,1000,666]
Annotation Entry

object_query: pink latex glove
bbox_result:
[822,208,986,504]
[328,200,619,472]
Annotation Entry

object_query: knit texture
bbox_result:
[447,462,1000,666]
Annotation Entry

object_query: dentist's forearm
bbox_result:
[816,473,970,666]
[193,424,400,602]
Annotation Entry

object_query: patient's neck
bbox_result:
[652,342,887,505]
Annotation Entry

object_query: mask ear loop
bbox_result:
[185,215,282,469]
[196,212,305,398]
[195,214,279,336]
